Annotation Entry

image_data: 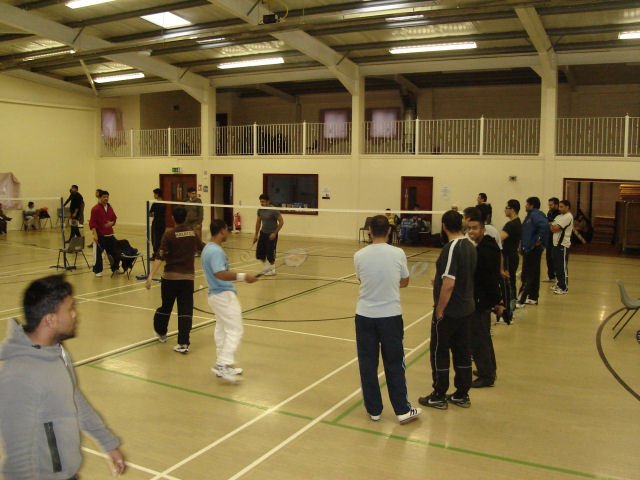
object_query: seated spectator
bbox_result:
[0,203,12,235]
[399,216,416,243]
[23,201,40,230]
[571,210,593,244]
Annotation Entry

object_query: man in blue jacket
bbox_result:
[517,197,548,308]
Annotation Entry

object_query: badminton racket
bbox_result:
[256,248,308,277]
[409,261,429,278]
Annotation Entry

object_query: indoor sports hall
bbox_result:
[1,1,640,479]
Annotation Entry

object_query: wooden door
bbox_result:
[400,176,433,223]
[210,174,234,229]
[159,174,197,227]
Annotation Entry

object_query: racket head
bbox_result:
[282,248,308,267]
[409,261,429,278]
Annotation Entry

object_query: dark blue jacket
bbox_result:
[521,208,548,253]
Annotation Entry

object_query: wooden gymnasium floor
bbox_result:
[0,226,639,480]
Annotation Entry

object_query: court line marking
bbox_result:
[150,313,430,480]
[81,447,182,480]
[226,335,432,480]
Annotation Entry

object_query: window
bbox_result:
[263,174,318,215]
[368,107,400,138]
[321,109,350,139]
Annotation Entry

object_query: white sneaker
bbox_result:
[262,267,276,276]
[397,407,422,425]
[173,344,189,354]
[154,331,167,343]
[525,299,538,305]
[94,272,103,278]
[212,365,243,383]
[369,413,381,421]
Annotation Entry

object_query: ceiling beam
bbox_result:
[515,6,555,80]
[4,69,95,96]
[393,75,420,96]
[0,1,209,102]
[254,84,296,103]
[211,0,360,95]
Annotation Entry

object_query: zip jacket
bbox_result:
[89,202,117,237]
[521,208,548,253]
[0,319,119,479]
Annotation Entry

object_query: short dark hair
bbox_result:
[153,188,162,196]
[526,196,541,209]
[463,206,482,223]
[28,201,34,208]
[96,189,103,196]
[560,199,571,208]
[187,187,196,194]
[210,218,228,236]
[172,207,187,224]
[507,199,520,213]
[23,275,73,333]
[259,193,270,201]
[478,193,488,202]
[369,215,390,238]
[549,197,560,206]
[100,190,109,197]
[442,210,463,233]
[71,184,78,190]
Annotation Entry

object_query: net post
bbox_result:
[146,200,151,279]
[59,197,65,247]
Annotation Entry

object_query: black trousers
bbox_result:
[471,310,497,381]
[545,231,555,280]
[355,314,411,416]
[256,231,278,264]
[552,245,569,291]
[93,235,119,274]
[519,246,544,303]
[503,252,519,299]
[430,312,473,397]
[153,279,194,345]
[151,223,165,259]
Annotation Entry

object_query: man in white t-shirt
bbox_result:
[550,200,574,295]
[354,215,422,425]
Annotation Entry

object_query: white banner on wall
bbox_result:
[0,172,21,209]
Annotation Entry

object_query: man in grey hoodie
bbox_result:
[0,275,126,479]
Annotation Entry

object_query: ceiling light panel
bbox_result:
[389,42,477,54]
[619,31,640,40]
[218,57,284,69]
[65,0,113,9]
[141,12,192,28]
[94,72,145,83]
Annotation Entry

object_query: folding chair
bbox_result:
[120,252,147,280]
[612,280,640,339]
[56,236,90,271]
[358,216,373,242]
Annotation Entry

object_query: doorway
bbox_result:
[210,174,234,229]
[159,174,197,228]
[400,176,433,223]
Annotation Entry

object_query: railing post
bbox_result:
[167,127,172,157]
[624,114,629,158]
[253,122,258,156]
[129,129,134,157]
[302,121,307,156]
[479,115,485,155]
[414,118,419,155]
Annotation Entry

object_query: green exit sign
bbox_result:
[171,167,182,173]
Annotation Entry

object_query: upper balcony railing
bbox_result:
[100,116,640,158]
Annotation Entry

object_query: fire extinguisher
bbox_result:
[234,212,241,232]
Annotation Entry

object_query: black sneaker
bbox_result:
[418,392,448,410]
[471,377,495,388]
[446,393,471,408]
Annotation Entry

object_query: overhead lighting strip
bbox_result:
[93,72,145,84]
[218,57,284,69]
[66,0,113,9]
[141,12,191,28]
[389,42,477,54]
[618,31,640,40]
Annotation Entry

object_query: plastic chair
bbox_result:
[612,280,640,339]
[56,236,90,271]
[359,217,373,242]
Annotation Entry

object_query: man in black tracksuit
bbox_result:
[466,209,502,388]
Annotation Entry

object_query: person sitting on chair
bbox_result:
[0,203,11,235]
[23,202,40,230]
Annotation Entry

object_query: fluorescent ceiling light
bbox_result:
[618,31,640,40]
[197,37,226,44]
[390,42,477,54]
[66,0,113,9]
[218,57,284,69]
[386,14,425,22]
[141,12,191,28]
[94,72,145,84]
[358,3,406,13]
[23,49,75,61]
